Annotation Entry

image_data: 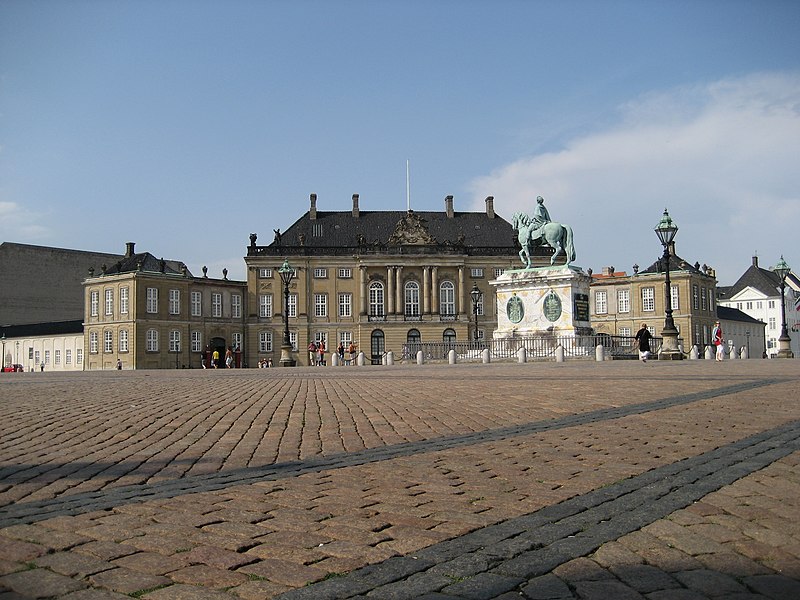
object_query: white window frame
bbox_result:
[191,291,202,316]
[105,289,114,316]
[671,285,680,311]
[169,289,180,315]
[66,349,72,365]
[90,291,99,317]
[169,330,181,353]
[439,281,456,316]
[493,268,505,278]
[641,287,655,312]
[339,293,352,318]
[405,281,420,316]
[191,331,202,352]
[314,293,328,318]
[259,268,272,278]
[104,330,113,353]
[146,329,159,352]
[287,293,297,318]
[617,289,630,313]
[338,268,352,279]
[232,332,242,351]
[259,294,273,318]
[119,329,129,353]
[259,331,273,353]
[313,268,328,279]
[89,331,98,354]
[369,282,385,317]
[76,349,83,364]
[470,268,484,278]
[120,287,129,314]
[595,290,608,315]
[212,292,222,317]
[146,288,158,314]
[232,294,242,319]
[55,350,61,365]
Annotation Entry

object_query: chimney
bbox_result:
[125,242,135,257]
[445,195,454,218]
[352,194,359,218]
[752,256,759,268]
[309,193,317,220]
[485,196,495,219]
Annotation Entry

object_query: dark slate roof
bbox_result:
[0,320,84,338]
[716,306,766,325]
[723,263,781,299]
[637,252,709,276]
[258,210,519,253]
[101,252,190,277]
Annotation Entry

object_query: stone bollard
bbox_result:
[741,346,748,360]
[357,351,366,366]
[386,351,394,366]
[448,349,456,364]
[595,344,605,362]
[689,345,699,360]
[416,350,424,365]
[704,345,714,360]
[729,345,737,360]
[332,353,340,367]
[555,344,565,363]
[482,348,491,364]
[517,347,527,363]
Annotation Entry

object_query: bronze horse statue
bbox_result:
[511,212,576,268]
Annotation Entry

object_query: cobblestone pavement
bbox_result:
[0,361,798,599]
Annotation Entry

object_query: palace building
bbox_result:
[244,194,533,365]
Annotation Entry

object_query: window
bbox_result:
[314,331,328,347]
[146,329,159,352]
[90,332,98,353]
[671,285,680,311]
[169,289,180,315]
[34,350,40,365]
[104,330,113,353]
[259,331,273,352]
[259,294,273,318]
[191,291,202,316]
[470,268,484,278]
[120,287,129,314]
[404,281,420,316]
[708,290,714,311]
[232,294,242,319]
[66,349,72,365]
[407,329,421,347]
[259,268,272,278]
[692,285,699,310]
[289,331,297,351]
[641,287,655,312]
[476,293,484,317]
[338,268,352,279]
[119,329,129,352]
[169,330,181,352]
[76,349,83,364]
[105,289,114,315]
[191,331,202,352]
[313,268,328,278]
[44,350,50,365]
[369,282,385,317]
[288,293,297,318]
[443,328,457,344]
[746,301,753,310]
[314,293,328,318]
[769,300,776,309]
[90,291,99,317]
[595,291,607,314]
[439,281,455,316]
[619,327,631,342]
[493,268,505,278]
[339,331,353,346]
[339,293,352,318]
[232,332,242,351]
[146,288,158,314]
[701,288,707,311]
[212,292,222,317]
[618,289,630,313]
[757,301,763,309]
[55,350,61,365]
[769,317,776,330]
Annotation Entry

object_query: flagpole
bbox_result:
[406,159,410,211]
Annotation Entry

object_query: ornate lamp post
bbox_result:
[1,333,6,372]
[277,258,297,367]
[654,208,683,360]
[774,256,794,359]
[470,283,481,342]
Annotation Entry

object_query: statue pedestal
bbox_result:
[491,266,592,339]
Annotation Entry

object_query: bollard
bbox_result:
[448,349,456,364]
[555,344,565,363]
[482,348,490,364]
[517,347,526,363]
[729,345,737,360]
[689,345,699,360]
[704,346,714,360]
[741,346,748,360]
[331,353,340,367]
[416,350,424,365]
[386,351,394,366]
[357,351,366,366]
[595,344,604,362]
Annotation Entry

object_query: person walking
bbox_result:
[212,348,220,368]
[224,346,234,368]
[308,341,317,366]
[712,321,725,361]
[634,322,652,362]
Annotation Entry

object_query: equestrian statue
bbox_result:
[511,196,576,268]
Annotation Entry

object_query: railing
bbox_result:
[400,334,667,362]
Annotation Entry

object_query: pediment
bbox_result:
[387,212,436,245]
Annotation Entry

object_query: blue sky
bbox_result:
[1,0,799,284]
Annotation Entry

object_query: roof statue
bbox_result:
[511,196,576,268]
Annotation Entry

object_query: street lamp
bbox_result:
[277,258,297,367]
[1,333,6,372]
[774,256,794,359]
[470,283,481,342]
[654,208,683,360]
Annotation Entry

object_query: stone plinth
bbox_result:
[491,266,592,339]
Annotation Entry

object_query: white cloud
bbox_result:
[0,200,51,241]
[468,72,800,284]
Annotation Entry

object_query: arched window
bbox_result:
[443,328,457,345]
[440,281,455,316]
[370,329,385,365]
[369,281,385,319]
[407,329,421,345]
[404,281,420,317]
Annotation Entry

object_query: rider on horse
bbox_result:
[530,196,551,243]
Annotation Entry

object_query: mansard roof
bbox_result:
[101,252,190,277]
[636,250,711,278]
[722,261,781,300]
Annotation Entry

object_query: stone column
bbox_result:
[359,266,367,316]
[423,267,431,315]
[458,266,466,316]
[387,266,395,315]
[395,266,403,316]
[431,267,439,315]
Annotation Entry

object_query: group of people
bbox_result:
[256,357,273,368]
[307,340,359,366]
[634,320,726,362]
[201,345,237,369]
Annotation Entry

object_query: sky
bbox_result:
[1,0,799,285]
